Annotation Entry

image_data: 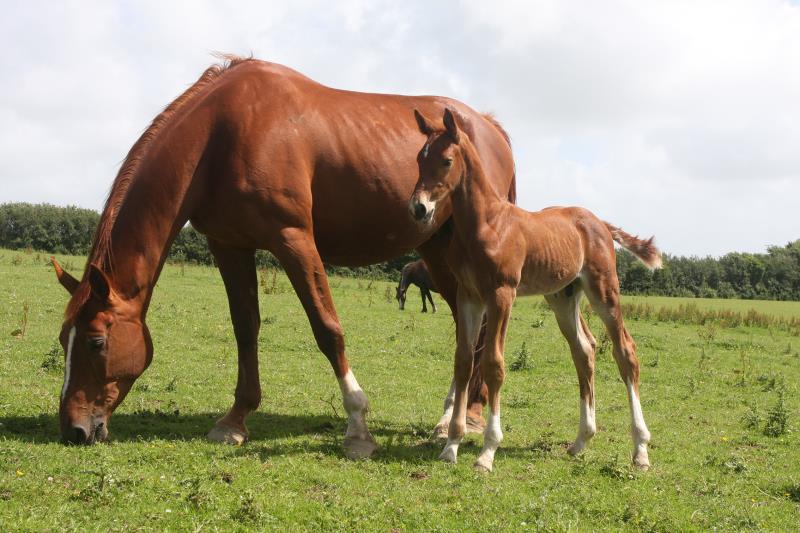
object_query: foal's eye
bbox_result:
[443,158,453,167]
[87,337,106,350]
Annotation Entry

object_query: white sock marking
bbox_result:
[338,370,369,439]
[60,326,76,403]
[626,379,649,443]
[476,412,503,469]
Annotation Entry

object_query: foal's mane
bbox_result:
[480,112,516,204]
[67,54,253,320]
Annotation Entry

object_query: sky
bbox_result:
[1,0,798,257]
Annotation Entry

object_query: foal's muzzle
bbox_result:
[409,194,435,225]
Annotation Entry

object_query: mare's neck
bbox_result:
[100,142,206,315]
[450,140,506,243]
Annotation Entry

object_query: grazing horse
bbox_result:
[410,108,661,471]
[50,57,516,458]
[396,259,438,313]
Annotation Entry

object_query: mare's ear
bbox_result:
[51,256,79,294]
[88,264,113,302]
[443,108,461,144]
[414,109,435,135]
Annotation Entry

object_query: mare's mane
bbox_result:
[66,54,253,320]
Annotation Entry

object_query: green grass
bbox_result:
[1,249,798,531]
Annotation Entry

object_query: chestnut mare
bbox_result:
[410,109,662,471]
[396,259,438,313]
[51,57,516,458]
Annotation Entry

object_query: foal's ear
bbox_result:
[51,256,79,294]
[414,109,435,135]
[443,108,461,144]
[88,264,113,302]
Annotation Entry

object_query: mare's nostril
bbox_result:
[413,203,427,220]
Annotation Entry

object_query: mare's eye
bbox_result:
[87,337,106,350]
[443,158,453,167]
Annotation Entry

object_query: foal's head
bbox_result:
[409,108,466,226]
[53,259,153,444]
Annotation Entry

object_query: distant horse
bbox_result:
[410,109,662,471]
[50,57,515,458]
[396,259,438,313]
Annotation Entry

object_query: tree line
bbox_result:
[1,202,798,300]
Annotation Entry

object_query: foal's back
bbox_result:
[514,206,615,297]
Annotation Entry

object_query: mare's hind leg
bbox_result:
[206,240,261,445]
[584,276,651,468]
[545,285,597,456]
[272,227,376,459]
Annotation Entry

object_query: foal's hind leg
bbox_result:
[272,227,376,459]
[206,240,261,445]
[584,277,651,468]
[420,287,428,313]
[545,286,597,457]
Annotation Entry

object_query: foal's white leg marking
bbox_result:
[338,369,376,458]
[568,397,596,456]
[60,326,76,403]
[433,378,456,439]
[474,411,503,472]
[627,378,651,468]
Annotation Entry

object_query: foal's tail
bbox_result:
[604,222,663,271]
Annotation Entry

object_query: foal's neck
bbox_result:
[450,140,506,240]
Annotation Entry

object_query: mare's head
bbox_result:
[395,285,407,310]
[52,258,152,444]
[409,108,466,227]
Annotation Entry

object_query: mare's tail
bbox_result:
[604,222,663,271]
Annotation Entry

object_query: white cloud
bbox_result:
[1,0,798,256]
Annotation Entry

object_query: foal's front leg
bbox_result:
[440,291,484,463]
[474,286,514,472]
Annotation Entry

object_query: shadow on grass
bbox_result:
[0,411,545,463]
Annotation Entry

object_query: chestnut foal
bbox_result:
[410,109,662,472]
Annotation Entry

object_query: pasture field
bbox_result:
[0,249,798,531]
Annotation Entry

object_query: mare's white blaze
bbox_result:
[60,326,76,403]
[338,370,369,438]
[626,378,651,466]
[475,412,503,470]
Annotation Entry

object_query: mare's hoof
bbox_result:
[633,452,651,470]
[465,415,485,434]
[567,441,585,457]
[343,435,377,460]
[207,423,248,445]
[431,423,449,441]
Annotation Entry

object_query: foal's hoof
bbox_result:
[431,423,449,441]
[465,415,486,434]
[473,455,494,473]
[207,423,248,445]
[439,446,458,464]
[343,435,377,460]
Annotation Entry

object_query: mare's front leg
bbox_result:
[206,240,261,445]
[440,289,484,463]
[474,286,514,472]
[273,227,376,459]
